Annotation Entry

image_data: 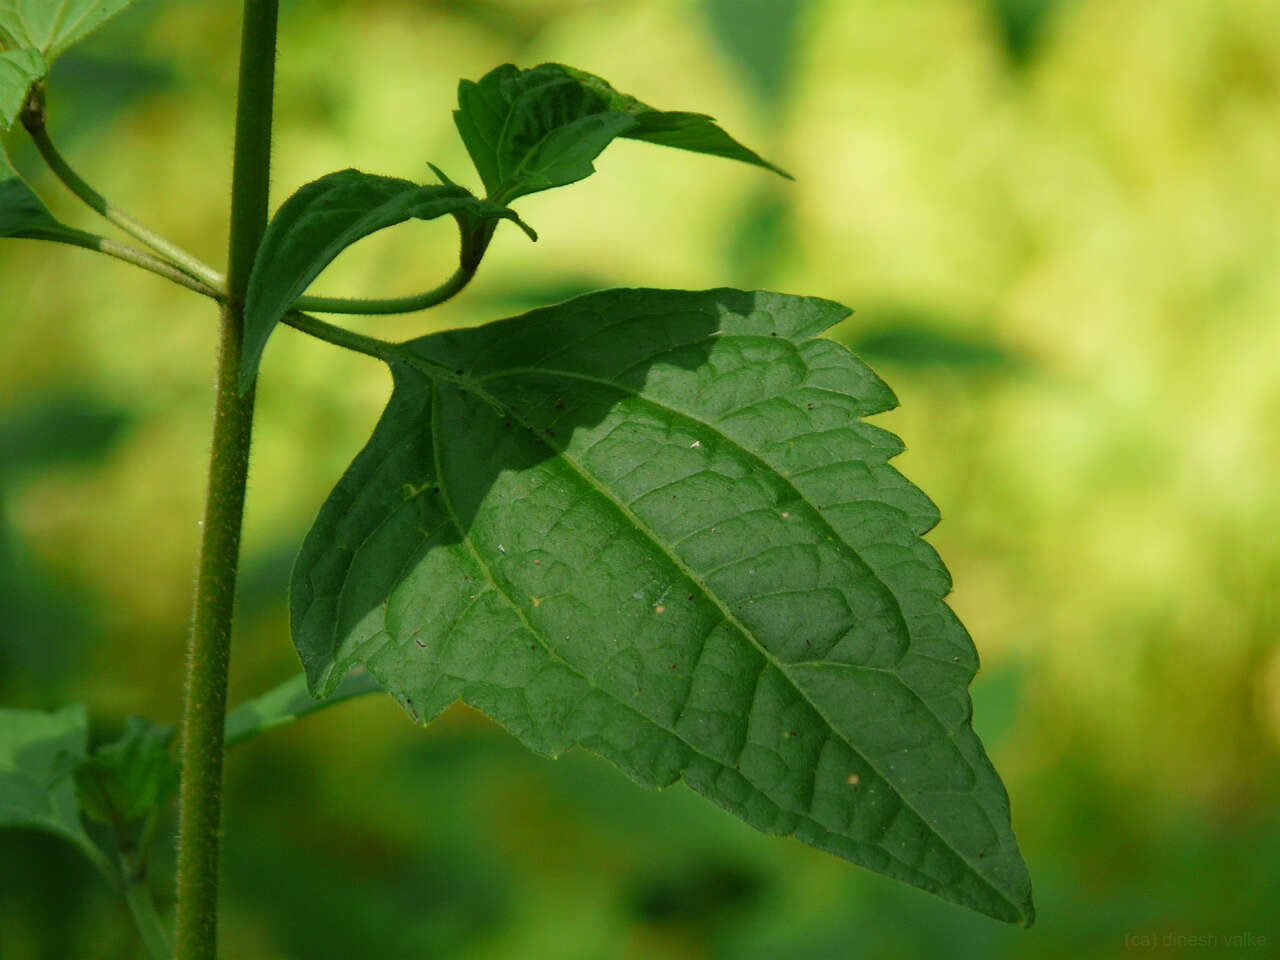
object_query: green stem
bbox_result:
[173,2,278,958]
[125,875,174,960]
[280,310,401,363]
[113,804,172,960]
[294,263,474,315]
[21,89,227,292]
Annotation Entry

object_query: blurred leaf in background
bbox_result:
[0,393,132,696]
[987,0,1065,67]
[833,305,1023,374]
[702,0,807,110]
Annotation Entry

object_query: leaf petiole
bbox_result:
[96,239,225,298]
[278,310,491,401]
[20,87,227,292]
[279,310,401,363]
[293,261,475,316]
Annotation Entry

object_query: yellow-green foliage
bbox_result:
[1,1,1277,957]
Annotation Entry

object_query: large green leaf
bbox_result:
[0,703,108,874]
[241,168,534,392]
[291,288,1034,923]
[0,0,138,62]
[454,63,790,205]
[1,149,98,243]
[0,46,43,129]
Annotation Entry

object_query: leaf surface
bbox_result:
[1,149,98,244]
[0,703,107,870]
[454,63,789,204]
[241,168,534,391]
[0,0,137,61]
[0,46,43,129]
[291,287,1034,923]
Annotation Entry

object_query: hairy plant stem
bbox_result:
[21,88,227,292]
[174,2,278,958]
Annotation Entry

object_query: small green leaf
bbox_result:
[454,63,790,205]
[291,288,1033,923]
[1,149,98,244]
[224,669,383,748]
[0,0,139,62]
[73,715,177,825]
[0,703,109,873]
[241,168,534,392]
[0,47,44,129]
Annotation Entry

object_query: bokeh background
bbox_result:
[2,0,1279,957]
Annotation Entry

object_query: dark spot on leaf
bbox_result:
[555,397,564,409]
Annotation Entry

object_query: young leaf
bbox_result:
[1,149,99,244]
[291,288,1034,924]
[241,168,534,392]
[0,0,139,63]
[454,63,790,205]
[73,715,178,826]
[0,704,109,874]
[0,47,45,129]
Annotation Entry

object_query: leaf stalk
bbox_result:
[20,86,227,292]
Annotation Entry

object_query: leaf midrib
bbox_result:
[475,361,921,672]
[409,366,1011,910]
[396,342,958,766]
[421,383,980,895]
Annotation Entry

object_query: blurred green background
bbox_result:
[2,0,1279,957]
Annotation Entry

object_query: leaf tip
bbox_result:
[426,162,456,187]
